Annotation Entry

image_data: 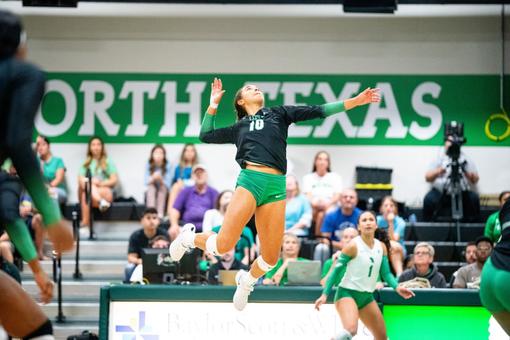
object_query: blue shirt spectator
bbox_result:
[322,206,362,242]
[321,189,362,244]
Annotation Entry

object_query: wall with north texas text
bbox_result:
[16,10,510,206]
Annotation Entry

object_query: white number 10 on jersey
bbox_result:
[249,120,264,131]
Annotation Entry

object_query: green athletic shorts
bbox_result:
[236,168,286,207]
[480,257,510,313]
[334,287,375,309]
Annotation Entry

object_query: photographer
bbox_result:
[423,122,480,222]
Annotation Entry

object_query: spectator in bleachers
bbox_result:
[423,134,480,222]
[464,241,477,264]
[303,151,342,236]
[377,196,406,276]
[208,248,249,285]
[399,242,446,288]
[78,136,118,230]
[450,241,476,285]
[320,227,358,286]
[314,189,362,262]
[145,144,172,218]
[202,190,233,233]
[166,143,198,216]
[169,164,218,240]
[453,236,493,289]
[19,194,45,260]
[285,174,312,237]
[484,190,510,243]
[35,135,67,204]
[125,208,167,283]
[202,190,255,266]
[0,233,13,264]
[263,233,308,286]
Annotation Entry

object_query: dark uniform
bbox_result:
[0,57,61,226]
[199,105,325,206]
[480,199,510,313]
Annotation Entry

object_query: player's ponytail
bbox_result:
[234,87,248,120]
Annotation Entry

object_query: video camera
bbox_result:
[444,121,466,161]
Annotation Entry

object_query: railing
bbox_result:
[85,169,96,240]
[72,210,83,280]
[52,251,66,323]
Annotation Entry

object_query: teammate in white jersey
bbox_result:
[314,211,414,340]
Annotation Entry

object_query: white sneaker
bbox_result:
[233,269,254,311]
[169,223,196,262]
[99,199,111,212]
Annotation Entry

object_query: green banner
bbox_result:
[36,73,510,146]
[384,305,490,340]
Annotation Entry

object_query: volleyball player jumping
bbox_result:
[170,77,380,310]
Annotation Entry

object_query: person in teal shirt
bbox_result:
[35,136,67,204]
[78,136,118,229]
[485,191,510,243]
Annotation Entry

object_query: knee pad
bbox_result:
[0,173,22,224]
[205,234,223,256]
[256,256,275,273]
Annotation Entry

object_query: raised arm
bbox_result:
[321,87,381,116]
[199,78,235,144]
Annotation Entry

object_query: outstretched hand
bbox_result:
[33,270,54,304]
[314,294,327,311]
[210,77,225,108]
[396,286,415,299]
[356,87,381,106]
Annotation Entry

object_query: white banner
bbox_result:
[108,301,374,340]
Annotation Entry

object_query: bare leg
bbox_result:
[167,181,184,216]
[0,241,14,263]
[336,298,359,336]
[194,187,256,252]
[492,311,510,336]
[251,200,286,278]
[313,208,326,237]
[97,186,113,202]
[359,301,387,340]
[0,271,49,338]
[145,183,157,209]
[79,186,90,226]
[32,213,45,259]
[156,185,168,217]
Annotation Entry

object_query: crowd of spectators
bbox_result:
[0,134,506,293]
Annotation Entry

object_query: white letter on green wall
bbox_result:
[35,79,76,137]
[159,81,206,137]
[121,81,159,137]
[313,82,361,138]
[409,82,442,141]
[78,81,119,136]
[357,83,408,138]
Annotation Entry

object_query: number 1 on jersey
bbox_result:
[368,257,374,277]
[249,119,264,131]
